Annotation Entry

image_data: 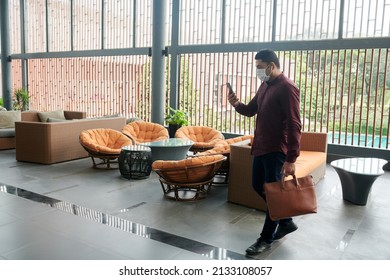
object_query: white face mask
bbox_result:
[256,66,271,82]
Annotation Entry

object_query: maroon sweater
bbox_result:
[235,74,302,163]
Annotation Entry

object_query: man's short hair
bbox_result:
[255,49,280,68]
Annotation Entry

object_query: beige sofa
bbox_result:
[15,111,127,164]
[0,111,25,150]
[228,132,328,211]
[1,110,79,150]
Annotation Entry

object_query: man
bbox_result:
[228,49,302,255]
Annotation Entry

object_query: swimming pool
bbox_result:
[328,132,389,149]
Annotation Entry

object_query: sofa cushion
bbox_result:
[102,114,120,118]
[47,117,70,122]
[90,114,121,120]
[0,128,15,137]
[0,111,21,128]
[37,109,66,122]
[295,151,327,178]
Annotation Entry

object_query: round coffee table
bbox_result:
[330,157,388,205]
[139,138,194,162]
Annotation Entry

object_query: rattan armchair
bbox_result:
[195,135,253,183]
[79,128,132,168]
[152,154,227,201]
[174,125,224,153]
[122,121,169,144]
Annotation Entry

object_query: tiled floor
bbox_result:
[0,148,390,260]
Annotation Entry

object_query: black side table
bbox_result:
[331,157,387,205]
[119,145,152,179]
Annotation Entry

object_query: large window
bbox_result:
[7,0,390,149]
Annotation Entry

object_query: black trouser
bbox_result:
[252,152,292,243]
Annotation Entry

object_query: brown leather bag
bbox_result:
[263,175,317,221]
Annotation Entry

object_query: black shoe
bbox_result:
[245,238,272,255]
[274,221,298,240]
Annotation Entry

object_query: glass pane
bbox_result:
[48,0,71,52]
[179,0,222,45]
[26,56,152,119]
[275,0,340,40]
[9,0,22,54]
[343,0,390,38]
[104,0,134,49]
[73,0,102,50]
[25,0,47,53]
[225,0,273,43]
[134,0,152,47]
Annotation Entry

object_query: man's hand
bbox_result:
[228,91,239,107]
[282,162,295,176]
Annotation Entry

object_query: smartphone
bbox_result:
[226,82,234,94]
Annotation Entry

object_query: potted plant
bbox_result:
[0,98,5,111]
[13,88,30,111]
[165,106,189,138]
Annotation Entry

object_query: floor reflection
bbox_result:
[337,229,355,252]
[0,183,249,260]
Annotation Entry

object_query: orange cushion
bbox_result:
[80,128,132,154]
[175,126,224,148]
[213,135,254,148]
[295,151,327,178]
[152,154,225,170]
[217,135,254,146]
[122,121,169,143]
[196,144,230,156]
[196,135,254,155]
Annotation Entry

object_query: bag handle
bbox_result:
[281,174,300,190]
